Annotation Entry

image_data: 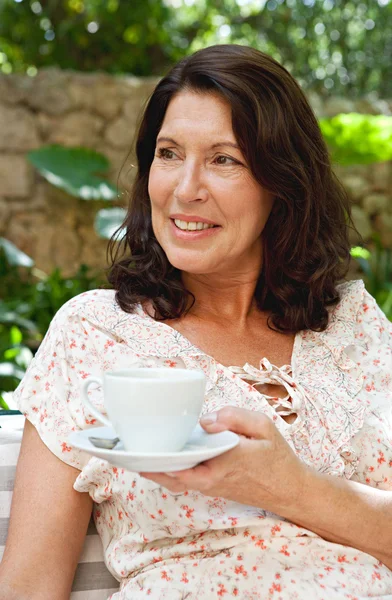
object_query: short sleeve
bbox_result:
[357,288,392,348]
[13,299,104,471]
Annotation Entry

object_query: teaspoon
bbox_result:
[88,436,120,450]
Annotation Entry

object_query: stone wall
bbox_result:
[0,68,391,277]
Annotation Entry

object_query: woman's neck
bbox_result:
[182,271,263,327]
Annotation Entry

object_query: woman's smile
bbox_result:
[169,214,221,241]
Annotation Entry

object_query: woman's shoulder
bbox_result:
[47,288,154,350]
[335,278,365,296]
[60,287,117,315]
[332,278,366,320]
[53,288,142,328]
[303,280,366,352]
[322,278,391,345]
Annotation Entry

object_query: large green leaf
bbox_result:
[95,207,127,239]
[0,238,34,267]
[320,114,392,166]
[27,145,117,201]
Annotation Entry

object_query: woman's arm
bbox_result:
[0,419,93,600]
[285,288,392,570]
[283,466,392,570]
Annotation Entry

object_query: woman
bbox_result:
[1,44,391,599]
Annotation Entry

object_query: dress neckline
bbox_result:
[136,302,301,371]
[135,304,304,430]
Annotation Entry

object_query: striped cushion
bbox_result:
[0,417,119,599]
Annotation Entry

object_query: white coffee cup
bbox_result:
[81,368,206,453]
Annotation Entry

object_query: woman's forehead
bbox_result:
[159,91,237,144]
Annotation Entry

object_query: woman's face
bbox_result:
[148,91,274,277]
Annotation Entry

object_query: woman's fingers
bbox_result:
[200,406,272,440]
[140,460,221,493]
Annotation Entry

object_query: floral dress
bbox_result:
[13,279,392,599]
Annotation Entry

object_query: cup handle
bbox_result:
[81,376,112,427]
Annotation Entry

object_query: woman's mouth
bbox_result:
[173,219,218,231]
[170,218,220,239]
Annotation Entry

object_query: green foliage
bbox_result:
[27,145,117,201]
[0,242,37,409]
[0,316,33,410]
[351,236,392,320]
[0,238,107,409]
[320,114,392,166]
[26,264,107,333]
[0,0,391,97]
[0,0,175,76]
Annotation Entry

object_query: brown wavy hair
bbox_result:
[107,44,356,333]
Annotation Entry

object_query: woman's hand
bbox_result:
[139,406,308,514]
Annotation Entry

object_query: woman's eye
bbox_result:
[215,155,237,166]
[156,149,239,165]
[157,148,176,160]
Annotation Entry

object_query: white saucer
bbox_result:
[68,424,239,472]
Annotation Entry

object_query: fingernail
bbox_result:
[164,472,178,478]
[200,412,218,425]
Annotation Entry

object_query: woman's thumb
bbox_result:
[199,406,270,439]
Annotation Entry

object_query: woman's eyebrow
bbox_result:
[156,136,240,150]
[211,141,240,150]
[156,136,180,146]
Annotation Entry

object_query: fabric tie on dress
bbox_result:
[227,358,304,417]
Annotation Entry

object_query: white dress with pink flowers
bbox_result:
[13,279,392,599]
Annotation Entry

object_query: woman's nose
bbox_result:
[173,161,208,204]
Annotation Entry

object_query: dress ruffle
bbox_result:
[74,456,115,503]
[227,359,302,417]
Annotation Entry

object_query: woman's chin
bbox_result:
[165,251,216,275]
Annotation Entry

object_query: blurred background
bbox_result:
[0,0,391,409]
